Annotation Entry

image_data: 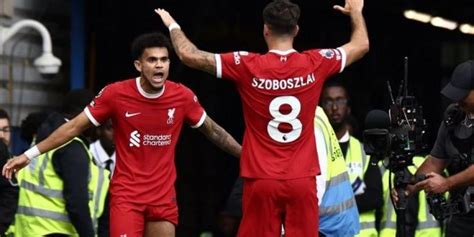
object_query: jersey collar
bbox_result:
[268,49,297,55]
[136,77,165,99]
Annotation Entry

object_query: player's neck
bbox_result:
[139,77,164,95]
[266,36,294,51]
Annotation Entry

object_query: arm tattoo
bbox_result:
[170,30,216,75]
[198,117,241,158]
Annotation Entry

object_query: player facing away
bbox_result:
[3,33,241,237]
[156,0,368,236]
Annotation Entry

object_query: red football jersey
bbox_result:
[85,78,206,204]
[215,48,346,179]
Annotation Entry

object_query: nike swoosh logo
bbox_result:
[125,112,141,118]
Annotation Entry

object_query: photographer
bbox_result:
[0,109,18,235]
[396,60,474,237]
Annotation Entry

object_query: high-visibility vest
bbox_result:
[316,107,360,237]
[14,137,110,236]
[379,156,441,237]
[345,136,378,237]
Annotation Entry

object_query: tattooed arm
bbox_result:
[198,116,241,159]
[155,8,217,76]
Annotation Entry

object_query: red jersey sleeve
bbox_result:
[305,47,347,77]
[183,87,206,128]
[84,85,115,126]
[215,51,253,81]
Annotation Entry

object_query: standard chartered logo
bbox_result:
[129,130,172,147]
[143,134,172,146]
[129,130,141,147]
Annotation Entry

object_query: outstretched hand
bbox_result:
[155,8,177,28]
[333,0,364,16]
[2,154,30,180]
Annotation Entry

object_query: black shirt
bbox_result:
[52,140,94,237]
[429,115,474,237]
[430,121,450,159]
[37,112,94,237]
[0,143,18,234]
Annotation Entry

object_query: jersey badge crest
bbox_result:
[167,108,176,124]
[233,52,241,65]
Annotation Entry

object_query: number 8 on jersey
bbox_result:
[267,96,302,143]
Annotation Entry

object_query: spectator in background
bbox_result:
[321,80,383,237]
[13,90,109,236]
[90,119,115,237]
[90,119,115,176]
[0,108,18,236]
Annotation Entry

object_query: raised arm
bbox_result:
[155,8,217,76]
[2,112,93,179]
[197,116,241,159]
[334,0,369,67]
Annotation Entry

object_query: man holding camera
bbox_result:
[398,60,474,237]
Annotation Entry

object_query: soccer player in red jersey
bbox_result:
[3,33,241,237]
[156,0,368,236]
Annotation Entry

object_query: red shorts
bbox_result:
[238,177,318,237]
[109,195,178,237]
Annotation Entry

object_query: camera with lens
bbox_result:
[362,58,431,237]
[363,93,427,169]
[363,57,427,169]
[363,58,429,231]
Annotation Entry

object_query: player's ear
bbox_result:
[293,25,299,37]
[134,60,142,72]
[263,24,270,37]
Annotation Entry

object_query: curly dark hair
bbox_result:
[131,32,172,60]
[262,0,300,35]
[20,111,49,144]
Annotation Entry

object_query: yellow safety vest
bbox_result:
[14,137,109,236]
[316,107,360,237]
[315,107,345,170]
[314,107,347,183]
[379,156,441,237]
[345,136,378,237]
